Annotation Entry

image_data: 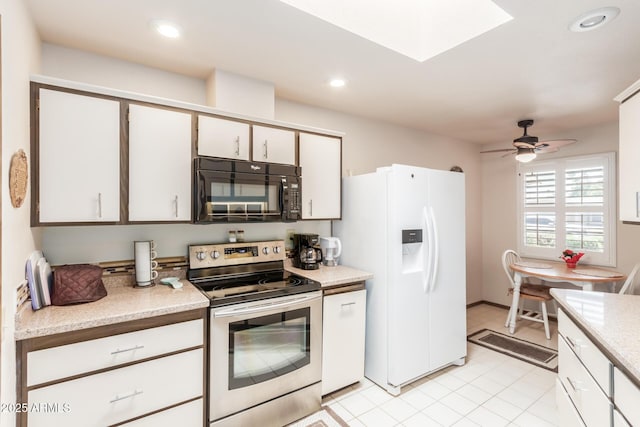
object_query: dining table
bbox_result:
[506,260,626,335]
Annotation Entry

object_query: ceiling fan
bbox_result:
[481,119,577,162]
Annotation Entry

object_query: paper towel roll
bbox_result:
[134,241,157,286]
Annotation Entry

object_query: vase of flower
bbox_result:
[560,249,584,268]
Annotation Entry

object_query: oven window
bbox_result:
[228,307,310,390]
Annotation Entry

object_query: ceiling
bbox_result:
[24,0,640,145]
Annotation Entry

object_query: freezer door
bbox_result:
[386,165,432,386]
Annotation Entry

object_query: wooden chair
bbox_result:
[619,263,640,294]
[502,249,553,339]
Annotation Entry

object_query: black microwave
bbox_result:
[194,158,301,223]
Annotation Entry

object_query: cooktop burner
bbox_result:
[190,269,320,307]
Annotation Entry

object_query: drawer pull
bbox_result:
[110,389,143,404]
[341,302,356,308]
[566,336,585,351]
[110,345,145,355]
[566,377,588,392]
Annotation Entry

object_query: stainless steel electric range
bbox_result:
[187,240,322,427]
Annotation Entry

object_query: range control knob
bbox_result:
[262,247,270,255]
[273,246,281,254]
[210,250,220,259]
[196,250,207,261]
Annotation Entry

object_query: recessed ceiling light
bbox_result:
[569,7,620,32]
[329,79,346,88]
[280,0,512,62]
[152,20,181,39]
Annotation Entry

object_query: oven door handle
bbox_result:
[213,293,321,318]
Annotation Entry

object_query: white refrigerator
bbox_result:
[333,164,467,395]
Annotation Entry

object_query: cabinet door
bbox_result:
[27,349,203,427]
[198,115,249,160]
[299,133,341,219]
[619,93,640,221]
[556,378,587,427]
[614,368,640,427]
[252,125,295,165]
[38,89,120,223]
[128,104,192,221]
[322,289,366,395]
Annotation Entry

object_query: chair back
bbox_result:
[502,249,521,289]
[619,263,640,295]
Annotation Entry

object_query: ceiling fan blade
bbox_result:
[534,138,577,148]
[534,145,559,154]
[480,148,516,153]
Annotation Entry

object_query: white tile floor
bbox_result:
[321,303,560,427]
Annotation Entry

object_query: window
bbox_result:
[517,152,616,266]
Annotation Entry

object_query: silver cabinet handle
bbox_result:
[110,389,143,404]
[110,344,145,355]
[263,139,268,159]
[309,199,313,216]
[174,195,179,218]
[98,192,103,219]
[235,136,240,156]
[636,191,640,217]
[341,302,356,308]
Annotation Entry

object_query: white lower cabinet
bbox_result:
[19,313,205,426]
[28,349,202,427]
[121,398,203,427]
[556,308,640,427]
[558,336,611,427]
[321,288,366,395]
[556,377,586,427]
[614,368,640,427]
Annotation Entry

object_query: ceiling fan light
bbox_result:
[515,147,537,163]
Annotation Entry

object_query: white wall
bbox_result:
[481,121,640,307]
[0,0,42,424]
[42,44,207,104]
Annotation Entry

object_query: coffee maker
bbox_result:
[291,233,323,270]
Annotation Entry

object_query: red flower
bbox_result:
[560,249,584,263]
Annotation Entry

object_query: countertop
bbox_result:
[15,280,209,340]
[551,288,640,387]
[285,259,373,287]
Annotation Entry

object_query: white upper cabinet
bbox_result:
[197,115,250,160]
[38,89,121,223]
[252,125,296,165]
[299,133,342,219]
[619,90,640,222]
[128,104,192,221]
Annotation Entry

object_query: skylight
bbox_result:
[280,0,513,62]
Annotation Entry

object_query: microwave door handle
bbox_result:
[214,293,321,318]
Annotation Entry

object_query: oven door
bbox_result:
[195,169,285,222]
[209,291,322,422]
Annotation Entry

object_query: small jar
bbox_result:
[237,230,245,242]
[228,230,237,243]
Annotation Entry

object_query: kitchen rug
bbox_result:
[287,406,349,427]
[467,328,558,372]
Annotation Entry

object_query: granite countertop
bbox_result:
[15,280,209,340]
[551,288,640,387]
[285,259,373,287]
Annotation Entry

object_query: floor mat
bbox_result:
[468,328,558,372]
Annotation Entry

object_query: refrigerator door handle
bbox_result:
[429,206,439,292]
[422,206,432,293]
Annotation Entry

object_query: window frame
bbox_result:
[516,152,617,266]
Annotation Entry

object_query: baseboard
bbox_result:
[468,300,558,322]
